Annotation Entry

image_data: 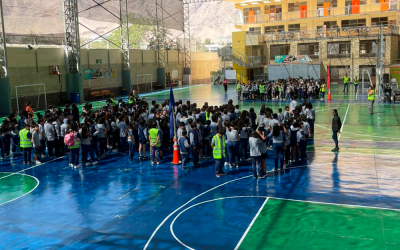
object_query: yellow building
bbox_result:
[225,0,400,83]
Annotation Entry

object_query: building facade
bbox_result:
[226,0,400,84]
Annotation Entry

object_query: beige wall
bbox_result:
[6,48,219,97]
[191,52,220,84]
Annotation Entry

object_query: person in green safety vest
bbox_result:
[211,128,227,178]
[148,121,161,165]
[320,82,326,100]
[19,123,32,164]
[367,85,375,114]
[128,90,139,105]
[343,73,350,94]
[237,82,242,101]
[353,76,359,94]
[259,83,265,101]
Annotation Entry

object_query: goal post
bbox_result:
[134,74,153,94]
[14,83,47,115]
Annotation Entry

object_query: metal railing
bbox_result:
[263,25,399,42]
[218,47,267,68]
[237,3,399,25]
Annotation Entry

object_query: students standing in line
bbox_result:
[178,130,190,169]
[31,124,41,164]
[269,123,286,171]
[138,119,148,160]
[249,130,266,179]
[148,121,161,165]
[127,122,136,162]
[67,123,80,169]
[44,117,56,157]
[80,125,97,167]
[331,109,342,152]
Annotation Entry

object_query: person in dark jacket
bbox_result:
[331,109,342,152]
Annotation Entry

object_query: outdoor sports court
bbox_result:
[1,84,400,249]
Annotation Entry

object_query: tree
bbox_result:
[204,38,211,45]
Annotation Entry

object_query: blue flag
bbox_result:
[169,84,176,139]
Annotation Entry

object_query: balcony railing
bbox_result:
[263,25,399,42]
[237,3,399,25]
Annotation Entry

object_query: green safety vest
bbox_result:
[353,79,359,85]
[213,135,226,159]
[19,128,32,148]
[344,76,349,83]
[259,85,265,94]
[110,98,117,106]
[128,95,136,104]
[69,133,80,149]
[206,112,210,121]
[368,90,375,100]
[237,84,242,92]
[149,128,161,147]
[321,84,326,92]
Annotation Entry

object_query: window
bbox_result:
[265,25,285,33]
[288,24,301,32]
[288,2,307,12]
[341,19,366,28]
[264,4,282,21]
[317,0,337,8]
[359,40,377,57]
[328,42,351,58]
[249,27,262,34]
[270,44,290,60]
[371,17,388,26]
[298,43,320,59]
[324,21,337,28]
[243,7,261,16]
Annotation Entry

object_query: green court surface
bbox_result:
[238,198,400,250]
[0,173,38,205]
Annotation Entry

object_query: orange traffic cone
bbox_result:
[171,138,180,164]
[327,89,332,100]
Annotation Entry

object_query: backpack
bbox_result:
[64,133,75,147]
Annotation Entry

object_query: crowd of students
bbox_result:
[236,77,327,102]
[0,88,315,179]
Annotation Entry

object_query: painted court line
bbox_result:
[0,156,65,180]
[339,103,350,140]
[0,173,40,206]
[145,161,369,249]
[234,197,269,250]
[169,195,400,250]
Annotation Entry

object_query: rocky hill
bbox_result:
[2,0,238,42]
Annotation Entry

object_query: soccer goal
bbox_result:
[134,74,153,94]
[14,83,47,115]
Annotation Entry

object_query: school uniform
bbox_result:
[178,136,190,168]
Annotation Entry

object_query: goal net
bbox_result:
[134,74,153,94]
[14,84,47,115]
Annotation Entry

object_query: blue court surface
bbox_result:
[1,84,400,249]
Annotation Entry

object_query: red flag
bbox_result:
[327,66,330,90]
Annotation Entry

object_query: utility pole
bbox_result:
[0,0,11,115]
[377,24,384,102]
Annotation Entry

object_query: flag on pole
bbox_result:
[169,84,176,139]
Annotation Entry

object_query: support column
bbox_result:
[120,0,131,94]
[62,0,83,103]
[0,0,11,115]
[156,0,166,88]
[182,0,191,84]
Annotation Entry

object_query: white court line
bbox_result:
[0,173,40,206]
[144,161,371,249]
[339,104,350,140]
[234,198,269,250]
[0,156,65,180]
[169,195,400,250]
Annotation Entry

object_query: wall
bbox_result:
[6,47,218,111]
[191,52,220,84]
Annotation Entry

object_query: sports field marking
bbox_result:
[169,196,400,250]
[314,124,400,140]
[234,198,269,250]
[0,173,39,206]
[339,103,350,140]
[0,155,65,181]
[144,161,369,249]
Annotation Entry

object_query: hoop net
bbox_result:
[134,74,153,94]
